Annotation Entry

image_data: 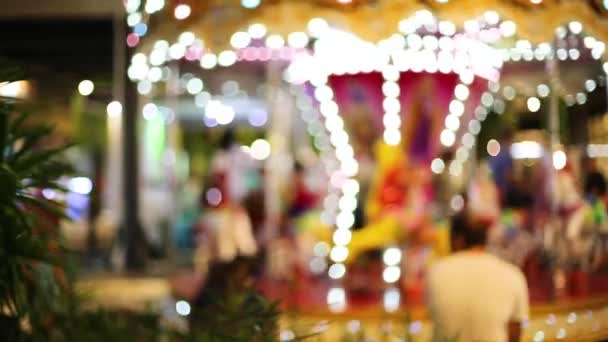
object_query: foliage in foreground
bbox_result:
[0,73,76,340]
[0,69,284,340]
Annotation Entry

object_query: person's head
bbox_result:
[293,161,304,175]
[499,129,514,144]
[583,156,598,172]
[505,189,534,215]
[219,128,235,151]
[450,210,490,251]
[200,172,228,208]
[585,172,607,197]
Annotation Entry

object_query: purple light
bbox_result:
[204,116,218,127]
[206,188,222,206]
[127,33,139,47]
[134,23,148,37]
[248,109,268,127]
[185,46,203,61]
[409,321,422,335]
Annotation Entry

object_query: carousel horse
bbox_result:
[472,162,539,267]
[344,77,450,263]
[543,168,606,271]
[468,162,501,222]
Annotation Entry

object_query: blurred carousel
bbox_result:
[118,0,608,340]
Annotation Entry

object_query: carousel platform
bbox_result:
[79,273,608,341]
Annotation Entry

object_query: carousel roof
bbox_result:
[136,0,608,53]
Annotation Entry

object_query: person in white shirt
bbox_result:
[426,211,529,342]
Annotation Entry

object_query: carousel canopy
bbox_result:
[133,0,608,53]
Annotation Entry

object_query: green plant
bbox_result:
[0,69,297,341]
[0,72,77,340]
[187,258,280,341]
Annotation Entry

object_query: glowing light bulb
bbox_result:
[248,23,267,39]
[499,21,517,38]
[250,139,271,160]
[174,4,191,20]
[186,78,204,94]
[176,300,191,316]
[383,247,402,266]
[218,51,237,67]
[242,0,261,9]
[440,129,456,147]
[308,18,329,38]
[333,228,352,246]
[383,266,401,283]
[330,246,349,263]
[553,150,567,170]
[328,263,346,279]
[537,84,550,98]
[585,79,597,92]
[265,35,285,49]
[445,114,460,131]
[568,21,583,34]
[288,32,309,48]
[527,97,541,112]
[487,139,500,156]
[454,84,470,101]
[431,158,445,174]
[107,101,122,118]
[230,31,251,49]
[200,54,218,69]
[78,80,94,96]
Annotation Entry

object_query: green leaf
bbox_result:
[14,144,73,173]
[9,125,53,163]
[8,109,31,140]
[0,112,7,162]
[0,61,24,84]
[16,194,68,220]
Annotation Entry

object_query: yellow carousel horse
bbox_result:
[345,76,451,263]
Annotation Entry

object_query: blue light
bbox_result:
[241,0,261,9]
[604,0,608,10]
[134,23,148,37]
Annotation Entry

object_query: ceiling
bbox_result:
[0,0,125,105]
[0,0,122,18]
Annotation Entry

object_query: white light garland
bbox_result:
[313,77,360,278]
[127,6,608,294]
[382,66,402,146]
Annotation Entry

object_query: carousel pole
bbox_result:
[547,36,564,297]
[164,60,181,257]
[547,39,561,218]
[264,61,292,247]
[264,61,280,248]
[117,16,147,271]
[103,13,125,263]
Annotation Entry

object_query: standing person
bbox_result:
[489,131,515,204]
[583,157,607,203]
[426,210,529,342]
[287,162,318,218]
[210,129,258,204]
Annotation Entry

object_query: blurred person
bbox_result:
[468,161,501,222]
[287,162,318,218]
[583,159,608,261]
[583,157,607,203]
[426,210,529,342]
[266,220,298,282]
[210,129,258,203]
[174,179,202,249]
[196,175,258,266]
[487,193,537,268]
[489,131,515,204]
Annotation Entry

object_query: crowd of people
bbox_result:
[171,127,608,341]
